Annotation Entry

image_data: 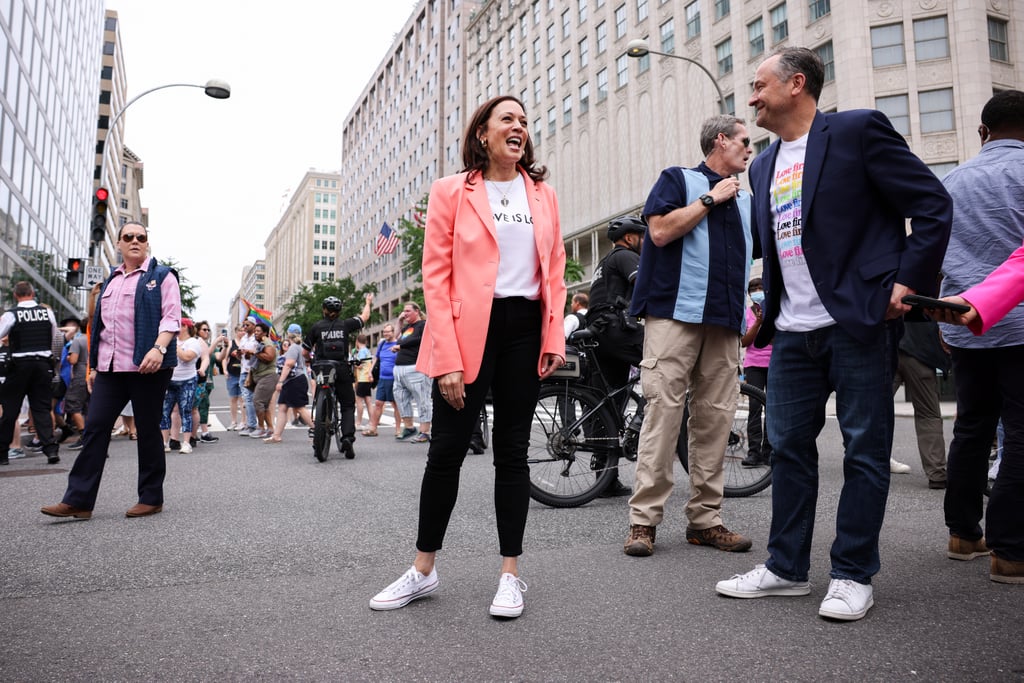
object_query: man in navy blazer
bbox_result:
[715,48,952,621]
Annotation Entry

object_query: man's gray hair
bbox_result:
[700,115,745,156]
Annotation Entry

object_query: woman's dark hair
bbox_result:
[461,95,547,184]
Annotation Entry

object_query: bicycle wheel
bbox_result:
[479,404,490,450]
[676,382,772,498]
[312,389,331,462]
[528,382,620,508]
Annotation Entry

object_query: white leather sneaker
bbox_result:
[890,458,911,474]
[818,578,874,621]
[489,573,527,618]
[369,566,439,611]
[715,564,811,598]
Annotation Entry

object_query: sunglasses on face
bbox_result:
[121,233,148,243]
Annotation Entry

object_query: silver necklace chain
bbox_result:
[486,179,516,207]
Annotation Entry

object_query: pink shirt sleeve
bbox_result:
[963,242,1024,336]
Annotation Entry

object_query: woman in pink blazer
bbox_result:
[370,95,566,618]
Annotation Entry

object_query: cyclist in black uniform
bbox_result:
[303,293,372,458]
[587,216,646,497]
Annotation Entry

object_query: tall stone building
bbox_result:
[0,0,105,316]
[338,0,483,325]
[263,170,341,328]
[94,9,129,272]
[335,0,1021,312]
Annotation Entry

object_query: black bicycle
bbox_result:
[528,329,772,508]
[310,359,360,462]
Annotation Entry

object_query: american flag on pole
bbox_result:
[374,222,400,256]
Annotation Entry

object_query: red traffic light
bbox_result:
[95,187,109,202]
[68,258,84,272]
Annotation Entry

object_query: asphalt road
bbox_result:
[1,383,1021,682]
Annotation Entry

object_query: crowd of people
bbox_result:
[8,47,1020,624]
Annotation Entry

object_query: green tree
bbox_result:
[159,258,198,317]
[280,277,377,334]
[397,194,428,309]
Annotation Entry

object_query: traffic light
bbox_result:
[91,187,108,243]
[67,258,85,287]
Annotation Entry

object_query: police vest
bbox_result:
[8,304,53,355]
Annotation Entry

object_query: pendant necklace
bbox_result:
[487,179,516,207]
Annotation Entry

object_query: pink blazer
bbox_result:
[963,240,1024,336]
[416,169,567,384]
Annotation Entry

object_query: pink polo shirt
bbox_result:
[94,257,181,373]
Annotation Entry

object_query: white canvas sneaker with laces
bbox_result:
[369,566,439,611]
[818,578,874,621]
[715,564,811,598]
[489,572,528,618]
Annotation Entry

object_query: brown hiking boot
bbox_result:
[947,534,990,561]
[991,553,1024,584]
[624,524,656,556]
[686,524,752,552]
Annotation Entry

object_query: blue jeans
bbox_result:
[160,377,197,433]
[239,371,257,428]
[765,322,900,584]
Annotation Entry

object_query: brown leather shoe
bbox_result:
[40,502,92,520]
[624,524,656,556]
[948,534,989,561]
[991,553,1024,584]
[686,524,753,552]
[125,503,163,518]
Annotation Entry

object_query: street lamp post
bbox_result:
[94,79,231,255]
[626,39,727,115]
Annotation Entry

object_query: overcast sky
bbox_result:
[109,0,419,326]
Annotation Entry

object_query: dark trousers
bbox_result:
[944,345,1024,561]
[0,358,57,457]
[333,370,356,441]
[62,369,173,510]
[744,365,770,459]
[416,297,542,557]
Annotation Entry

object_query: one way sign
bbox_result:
[84,265,106,287]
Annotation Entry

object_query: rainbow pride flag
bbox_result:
[242,298,279,342]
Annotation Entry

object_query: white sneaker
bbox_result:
[890,458,911,474]
[818,578,874,621]
[164,442,171,453]
[489,572,527,618]
[715,564,811,598]
[180,442,193,454]
[369,566,439,611]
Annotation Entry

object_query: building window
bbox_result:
[637,0,648,22]
[563,51,573,80]
[596,21,608,54]
[809,0,830,22]
[615,4,627,38]
[597,67,609,101]
[926,161,956,179]
[533,37,541,64]
[580,81,590,114]
[815,41,834,82]
[748,18,764,57]
[548,106,557,134]
[685,1,700,39]
[914,16,949,61]
[988,17,1009,62]
[715,0,730,21]
[579,0,588,23]
[547,65,556,93]
[871,24,904,67]
[579,37,589,67]
[637,40,650,73]
[616,53,629,87]
[716,38,733,76]
[754,138,772,154]
[534,77,542,105]
[919,88,954,133]
[547,24,556,52]
[563,95,573,125]
[875,94,910,135]
[562,9,571,38]
[770,3,788,43]
[722,93,735,115]
[660,19,675,53]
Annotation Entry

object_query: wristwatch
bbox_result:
[152,343,167,355]
[699,194,715,207]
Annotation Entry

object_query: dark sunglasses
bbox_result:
[121,233,148,243]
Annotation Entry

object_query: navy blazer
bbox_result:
[750,109,953,347]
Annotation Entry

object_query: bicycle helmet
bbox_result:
[607,216,646,242]
[322,296,343,313]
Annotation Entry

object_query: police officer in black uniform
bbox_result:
[0,282,61,465]
[587,216,646,496]
[303,293,372,458]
